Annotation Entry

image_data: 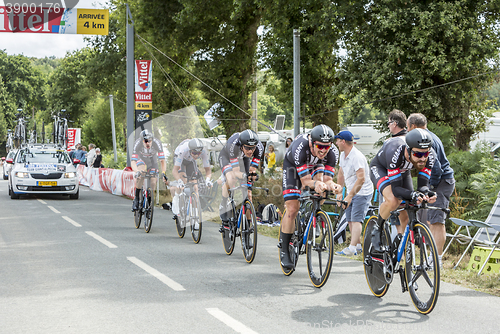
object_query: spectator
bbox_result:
[387,109,407,138]
[334,131,374,256]
[93,148,103,168]
[80,146,87,165]
[285,137,293,148]
[265,144,276,169]
[407,113,455,268]
[72,144,85,166]
[86,143,96,168]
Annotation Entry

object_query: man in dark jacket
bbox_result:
[407,113,455,268]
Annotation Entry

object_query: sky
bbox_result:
[0,1,106,58]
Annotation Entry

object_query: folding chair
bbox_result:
[475,224,500,275]
[445,191,500,269]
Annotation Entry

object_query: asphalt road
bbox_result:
[0,180,498,333]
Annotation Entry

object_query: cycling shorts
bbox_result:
[135,156,159,172]
[370,165,412,196]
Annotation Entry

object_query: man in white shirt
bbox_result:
[335,131,374,256]
[86,143,97,168]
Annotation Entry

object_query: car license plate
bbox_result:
[37,181,57,186]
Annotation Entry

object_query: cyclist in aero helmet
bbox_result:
[131,129,168,211]
[169,138,212,216]
[369,128,437,252]
[218,129,264,230]
[279,125,342,269]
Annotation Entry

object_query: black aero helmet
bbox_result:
[310,125,335,143]
[406,128,433,150]
[141,129,153,141]
[239,129,258,146]
[188,138,204,152]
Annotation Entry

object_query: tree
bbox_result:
[259,0,343,132]
[0,50,47,128]
[338,0,500,150]
[47,49,94,125]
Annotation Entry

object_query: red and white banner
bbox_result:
[67,128,81,150]
[77,165,137,199]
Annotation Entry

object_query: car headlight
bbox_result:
[64,172,76,178]
[15,172,30,178]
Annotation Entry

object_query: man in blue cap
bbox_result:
[335,130,374,256]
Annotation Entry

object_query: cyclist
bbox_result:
[369,128,437,252]
[280,125,342,269]
[218,129,264,230]
[170,138,212,215]
[131,129,168,211]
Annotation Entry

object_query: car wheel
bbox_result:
[69,189,79,200]
[10,189,20,199]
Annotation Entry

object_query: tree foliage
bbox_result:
[259,0,343,131]
[338,0,500,150]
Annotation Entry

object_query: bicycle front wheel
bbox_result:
[363,216,391,297]
[144,187,154,233]
[134,192,143,229]
[240,199,257,263]
[405,222,440,314]
[190,193,203,244]
[306,210,334,288]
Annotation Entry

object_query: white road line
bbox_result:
[127,257,185,291]
[62,216,81,227]
[85,231,118,248]
[47,206,60,214]
[37,199,47,204]
[206,308,258,334]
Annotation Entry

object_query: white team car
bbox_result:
[8,144,79,199]
[2,149,18,180]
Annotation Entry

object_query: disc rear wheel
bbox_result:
[279,209,299,276]
[221,204,236,255]
[134,192,143,229]
[363,216,391,297]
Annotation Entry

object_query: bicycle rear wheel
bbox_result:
[144,187,154,233]
[241,199,257,263]
[221,205,236,255]
[363,216,391,297]
[405,222,440,314]
[134,191,143,229]
[190,193,203,244]
[279,209,299,276]
[306,210,334,288]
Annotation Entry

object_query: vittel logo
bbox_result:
[136,60,152,91]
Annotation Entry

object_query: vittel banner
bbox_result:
[0,5,109,35]
[135,60,152,103]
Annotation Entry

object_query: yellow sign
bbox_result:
[135,102,152,110]
[76,9,109,35]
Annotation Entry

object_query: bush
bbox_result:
[101,150,128,169]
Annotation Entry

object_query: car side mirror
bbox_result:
[6,158,14,164]
[73,159,81,164]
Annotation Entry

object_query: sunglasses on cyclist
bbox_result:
[314,143,331,150]
[144,139,150,143]
[191,150,202,156]
[411,150,430,158]
[243,145,256,151]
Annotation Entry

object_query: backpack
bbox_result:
[262,203,280,225]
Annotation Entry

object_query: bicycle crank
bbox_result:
[383,251,394,284]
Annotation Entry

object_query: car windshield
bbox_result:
[16,149,71,164]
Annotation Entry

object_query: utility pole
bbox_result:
[126,4,135,167]
[109,95,118,163]
[293,29,300,138]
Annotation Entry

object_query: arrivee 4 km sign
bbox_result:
[0,2,108,35]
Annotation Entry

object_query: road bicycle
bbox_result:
[6,130,14,152]
[279,189,347,288]
[174,176,204,244]
[133,169,158,233]
[53,110,70,148]
[14,112,28,148]
[362,194,449,314]
[220,173,267,263]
